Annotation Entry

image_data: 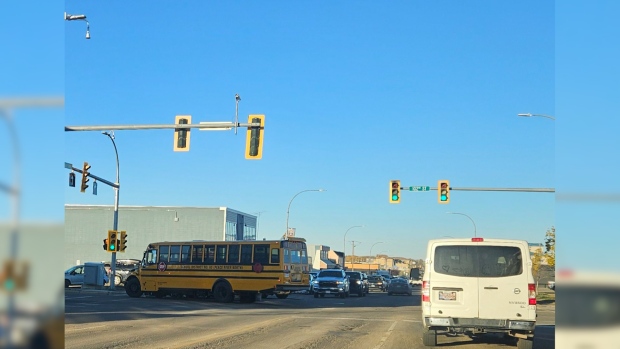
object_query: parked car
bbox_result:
[312,269,350,298]
[308,272,318,294]
[387,277,413,296]
[345,271,369,296]
[368,275,386,291]
[64,265,85,288]
[421,238,536,348]
[104,259,141,286]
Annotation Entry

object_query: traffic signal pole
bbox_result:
[103,131,120,291]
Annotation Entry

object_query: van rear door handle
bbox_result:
[484,286,499,290]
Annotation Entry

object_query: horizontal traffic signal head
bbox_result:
[389,180,401,204]
[438,180,450,204]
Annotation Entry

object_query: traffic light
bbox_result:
[389,180,401,204]
[80,162,91,193]
[174,115,192,152]
[103,238,108,251]
[0,261,28,292]
[107,230,118,252]
[119,231,127,252]
[438,180,450,204]
[245,114,265,159]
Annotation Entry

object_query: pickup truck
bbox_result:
[312,269,350,298]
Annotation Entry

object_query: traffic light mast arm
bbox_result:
[65,121,261,132]
[64,163,118,189]
[435,186,554,193]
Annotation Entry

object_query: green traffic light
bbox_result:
[441,195,447,201]
[110,244,116,250]
[392,194,399,201]
[3,279,15,291]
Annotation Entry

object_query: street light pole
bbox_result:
[517,113,556,120]
[285,189,325,237]
[103,131,120,290]
[369,242,384,273]
[343,225,363,265]
[64,12,90,39]
[446,212,477,237]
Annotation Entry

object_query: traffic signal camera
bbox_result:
[390,180,401,204]
[245,114,265,159]
[107,230,118,252]
[438,180,450,204]
[80,162,91,193]
[174,115,192,152]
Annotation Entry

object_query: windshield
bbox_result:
[319,271,343,278]
[346,272,361,279]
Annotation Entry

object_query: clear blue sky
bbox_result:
[2,2,617,270]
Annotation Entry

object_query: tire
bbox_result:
[319,293,325,298]
[388,292,393,296]
[517,338,533,349]
[125,277,143,298]
[154,290,166,298]
[65,280,70,288]
[213,281,234,303]
[261,292,269,299]
[358,290,364,297]
[276,293,289,299]
[314,292,319,298]
[340,292,346,298]
[114,274,122,286]
[362,290,367,297]
[422,329,437,347]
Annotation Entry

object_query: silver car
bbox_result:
[64,265,84,288]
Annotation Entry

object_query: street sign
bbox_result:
[409,186,430,191]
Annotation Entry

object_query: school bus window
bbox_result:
[147,249,157,264]
[301,250,308,264]
[159,245,170,263]
[284,249,290,263]
[254,245,269,265]
[241,244,252,264]
[191,245,204,264]
[271,248,279,264]
[205,245,215,264]
[170,245,181,263]
[228,245,240,264]
[291,250,301,263]
[216,245,227,264]
[181,245,191,263]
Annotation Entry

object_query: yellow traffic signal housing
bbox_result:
[107,230,118,252]
[174,115,192,152]
[80,162,91,193]
[245,114,265,159]
[438,180,450,204]
[119,231,127,252]
[390,180,401,204]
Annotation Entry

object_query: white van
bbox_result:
[421,237,536,349]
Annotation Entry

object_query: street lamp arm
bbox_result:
[446,212,477,237]
[517,113,556,120]
[285,189,325,235]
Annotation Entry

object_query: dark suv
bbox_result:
[345,271,369,297]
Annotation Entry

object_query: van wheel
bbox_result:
[517,338,533,349]
[422,329,437,347]
[213,281,234,303]
[314,292,319,298]
[125,278,143,298]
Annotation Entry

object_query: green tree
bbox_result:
[544,227,556,268]
[531,248,545,290]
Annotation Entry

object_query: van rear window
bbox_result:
[434,245,523,277]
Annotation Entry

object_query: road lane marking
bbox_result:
[65,325,106,333]
[373,321,398,349]
[296,316,395,322]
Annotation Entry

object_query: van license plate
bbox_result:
[439,291,456,301]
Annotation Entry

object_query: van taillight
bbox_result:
[471,237,484,242]
[422,281,430,302]
[528,283,536,305]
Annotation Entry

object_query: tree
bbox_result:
[531,248,545,290]
[544,226,555,268]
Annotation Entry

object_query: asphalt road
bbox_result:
[65,288,555,349]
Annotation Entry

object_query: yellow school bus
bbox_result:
[124,237,309,302]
